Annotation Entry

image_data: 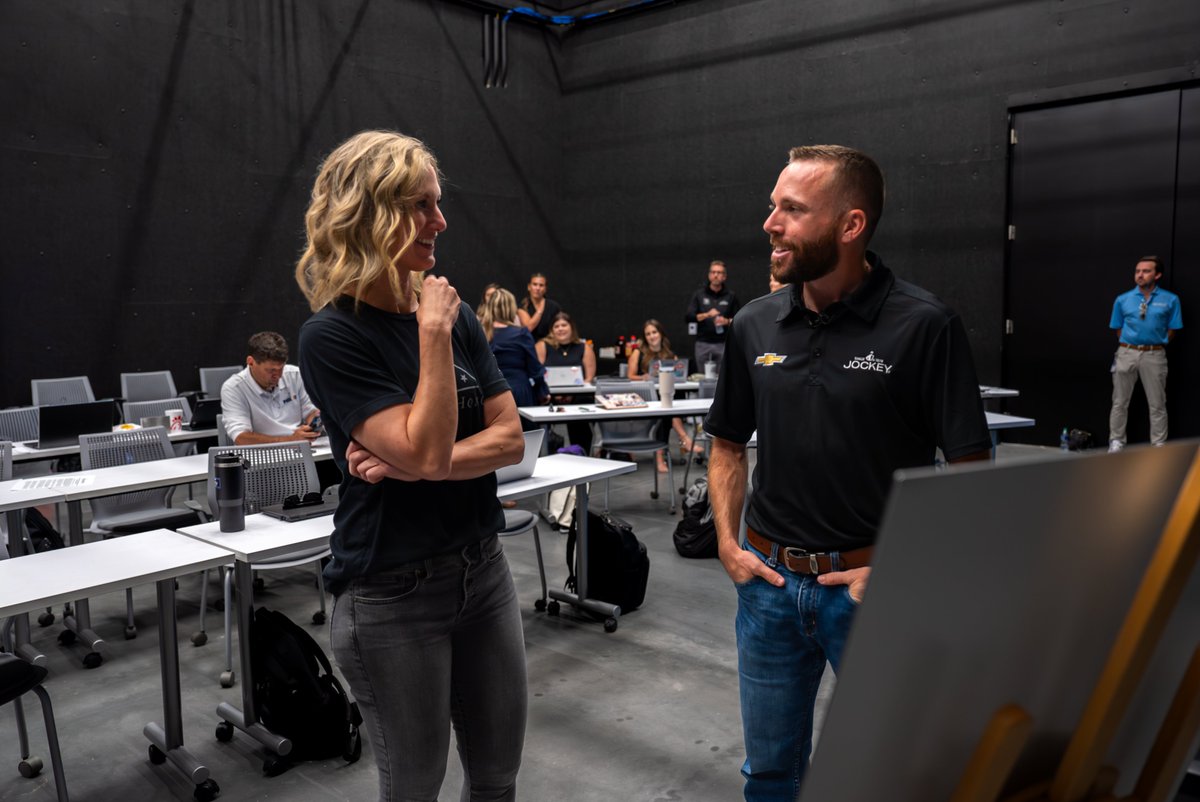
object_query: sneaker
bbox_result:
[1108,440,1124,453]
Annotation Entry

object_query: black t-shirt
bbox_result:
[705,254,992,552]
[686,284,741,343]
[521,296,562,342]
[297,296,510,594]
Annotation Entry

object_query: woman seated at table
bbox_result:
[628,318,702,472]
[536,311,596,454]
[481,288,549,427]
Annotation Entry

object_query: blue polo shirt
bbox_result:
[1110,286,1182,346]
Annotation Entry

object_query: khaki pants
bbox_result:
[1109,347,1169,446]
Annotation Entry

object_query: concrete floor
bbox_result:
[2,443,1197,801]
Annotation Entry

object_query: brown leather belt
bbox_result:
[1119,342,1164,352]
[745,527,872,575]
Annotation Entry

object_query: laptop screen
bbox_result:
[37,400,119,449]
[650,359,688,380]
[496,429,544,484]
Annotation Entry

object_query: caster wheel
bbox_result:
[547,600,560,617]
[215,721,234,743]
[650,491,659,500]
[193,779,220,801]
[312,611,325,625]
[37,612,54,627]
[219,670,235,688]
[18,756,43,778]
[534,599,546,612]
[604,617,619,633]
[124,625,138,640]
[148,744,167,765]
[191,631,208,647]
[57,629,77,646]
[262,755,291,777]
[83,652,103,670]
[253,577,265,592]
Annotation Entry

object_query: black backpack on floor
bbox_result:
[24,509,65,552]
[673,478,717,559]
[565,511,650,613]
[250,606,362,763]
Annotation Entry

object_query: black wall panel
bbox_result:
[3,0,1199,423]
[551,0,1200,402]
[0,0,564,407]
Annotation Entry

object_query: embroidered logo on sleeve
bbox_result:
[754,353,788,367]
[842,351,893,374]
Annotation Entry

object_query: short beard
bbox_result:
[770,226,840,284]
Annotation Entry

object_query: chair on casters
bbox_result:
[78,427,202,644]
[0,653,69,801]
[190,442,330,687]
[198,366,240,398]
[680,377,718,495]
[498,510,549,614]
[31,377,94,407]
[594,380,676,514]
[119,371,177,403]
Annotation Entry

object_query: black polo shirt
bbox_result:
[704,253,991,552]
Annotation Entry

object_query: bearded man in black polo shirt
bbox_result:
[705,145,991,802]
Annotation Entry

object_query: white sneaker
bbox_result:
[1108,440,1124,453]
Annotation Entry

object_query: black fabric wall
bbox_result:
[0,0,565,407]
[551,0,1200,390]
[3,0,1199,418]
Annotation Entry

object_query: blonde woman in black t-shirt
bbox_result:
[295,130,527,802]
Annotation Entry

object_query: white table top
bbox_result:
[548,381,701,395]
[985,411,1036,430]
[178,513,335,563]
[177,454,638,557]
[495,454,636,501]
[979,385,1020,399]
[0,529,233,618]
[519,398,712,424]
[11,427,220,462]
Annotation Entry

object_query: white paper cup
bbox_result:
[658,372,675,408]
[165,408,184,433]
[704,361,717,379]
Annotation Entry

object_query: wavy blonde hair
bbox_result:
[296,130,441,312]
[479,288,519,342]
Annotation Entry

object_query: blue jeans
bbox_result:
[330,534,527,802]
[735,540,860,802]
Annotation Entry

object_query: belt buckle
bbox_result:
[784,547,822,574]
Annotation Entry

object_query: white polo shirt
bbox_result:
[220,364,316,441]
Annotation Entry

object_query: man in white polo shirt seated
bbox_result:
[221,331,321,445]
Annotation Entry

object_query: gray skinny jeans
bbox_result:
[330,534,527,802]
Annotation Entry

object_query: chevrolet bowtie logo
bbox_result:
[754,353,788,366]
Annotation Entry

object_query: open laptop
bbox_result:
[544,366,585,386]
[37,400,119,449]
[649,358,688,380]
[496,429,544,484]
[186,397,222,430]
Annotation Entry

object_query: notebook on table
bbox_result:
[496,429,544,484]
[37,400,119,449]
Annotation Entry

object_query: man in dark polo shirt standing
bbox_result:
[705,145,991,802]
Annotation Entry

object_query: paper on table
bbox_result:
[12,476,96,491]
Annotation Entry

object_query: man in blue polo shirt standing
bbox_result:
[1107,255,1183,452]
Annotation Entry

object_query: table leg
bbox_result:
[61,500,104,664]
[215,560,292,757]
[6,509,45,666]
[143,577,213,788]
[547,482,620,624]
